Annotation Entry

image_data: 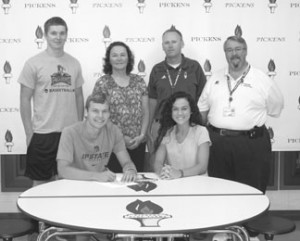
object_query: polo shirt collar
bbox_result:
[164,54,188,70]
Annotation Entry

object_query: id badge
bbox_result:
[223,107,235,117]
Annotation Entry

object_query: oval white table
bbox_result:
[17,174,270,241]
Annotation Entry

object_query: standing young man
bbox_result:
[147,25,206,169]
[19,16,84,186]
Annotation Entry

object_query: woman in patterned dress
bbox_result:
[93,41,149,172]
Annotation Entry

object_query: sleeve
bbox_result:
[266,80,284,117]
[139,76,148,96]
[148,66,158,99]
[92,76,108,95]
[197,80,211,112]
[196,126,211,146]
[195,62,207,102]
[56,127,75,164]
[18,60,36,89]
[74,59,84,88]
[112,125,127,154]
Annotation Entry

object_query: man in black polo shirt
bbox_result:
[147,25,206,170]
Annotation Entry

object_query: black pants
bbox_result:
[208,126,271,193]
[107,142,146,173]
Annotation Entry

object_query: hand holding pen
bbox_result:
[101,166,116,182]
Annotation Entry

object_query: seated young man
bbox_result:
[57,92,137,183]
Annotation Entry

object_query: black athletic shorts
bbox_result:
[25,132,61,181]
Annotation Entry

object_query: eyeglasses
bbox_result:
[225,47,246,54]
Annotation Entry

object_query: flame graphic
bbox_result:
[269,0,276,3]
[298,96,300,105]
[268,59,276,72]
[204,59,211,72]
[234,25,242,38]
[5,130,13,142]
[103,26,111,38]
[138,0,145,3]
[3,61,11,74]
[35,26,43,39]
[204,0,211,2]
[268,127,274,139]
[2,0,10,4]
[138,60,146,72]
[70,0,78,3]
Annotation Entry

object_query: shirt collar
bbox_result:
[164,54,188,70]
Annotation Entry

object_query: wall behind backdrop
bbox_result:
[1,0,300,154]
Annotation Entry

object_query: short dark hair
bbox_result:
[103,41,134,75]
[85,92,109,110]
[223,36,247,51]
[44,17,68,35]
[162,25,183,39]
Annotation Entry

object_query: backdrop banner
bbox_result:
[1,0,300,154]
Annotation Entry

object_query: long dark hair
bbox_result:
[154,91,203,152]
[103,41,134,75]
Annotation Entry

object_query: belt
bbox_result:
[209,125,264,138]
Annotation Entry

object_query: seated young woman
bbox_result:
[153,91,211,179]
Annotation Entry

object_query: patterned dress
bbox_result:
[93,74,148,138]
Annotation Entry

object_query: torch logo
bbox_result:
[35,26,44,49]
[124,199,172,227]
[234,25,243,38]
[137,60,146,78]
[268,0,277,13]
[1,0,11,14]
[267,59,276,79]
[137,0,146,14]
[3,61,12,84]
[204,59,212,79]
[5,130,14,152]
[128,181,157,192]
[102,25,112,49]
[203,0,212,13]
[69,0,78,14]
[267,126,274,143]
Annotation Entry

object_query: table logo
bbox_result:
[124,199,172,227]
[128,181,157,192]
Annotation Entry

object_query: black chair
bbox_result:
[0,216,36,241]
[244,213,296,241]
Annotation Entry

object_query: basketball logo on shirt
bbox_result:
[51,65,71,85]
